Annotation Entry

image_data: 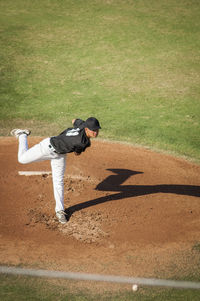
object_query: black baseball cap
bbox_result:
[85,117,101,131]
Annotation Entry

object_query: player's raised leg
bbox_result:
[11,128,58,164]
[11,129,32,163]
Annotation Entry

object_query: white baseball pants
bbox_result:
[18,134,67,212]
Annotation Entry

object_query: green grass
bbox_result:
[0,0,200,161]
[1,274,200,301]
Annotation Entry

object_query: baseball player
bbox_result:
[11,117,101,224]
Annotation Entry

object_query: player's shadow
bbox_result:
[65,168,200,219]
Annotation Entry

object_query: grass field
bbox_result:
[1,274,200,301]
[0,0,200,161]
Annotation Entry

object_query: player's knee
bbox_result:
[18,156,28,164]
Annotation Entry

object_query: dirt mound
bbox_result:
[0,137,200,279]
[27,206,107,243]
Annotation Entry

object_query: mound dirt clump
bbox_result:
[59,211,108,243]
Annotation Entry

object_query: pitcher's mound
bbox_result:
[0,137,200,279]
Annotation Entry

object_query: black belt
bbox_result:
[49,144,58,153]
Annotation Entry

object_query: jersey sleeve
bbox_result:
[74,145,83,154]
[74,119,85,128]
[74,139,91,154]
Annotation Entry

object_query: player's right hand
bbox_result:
[74,152,81,156]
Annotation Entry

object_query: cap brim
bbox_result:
[93,126,101,130]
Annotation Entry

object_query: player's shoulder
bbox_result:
[74,119,85,128]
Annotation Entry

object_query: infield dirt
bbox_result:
[0,137,200,282]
